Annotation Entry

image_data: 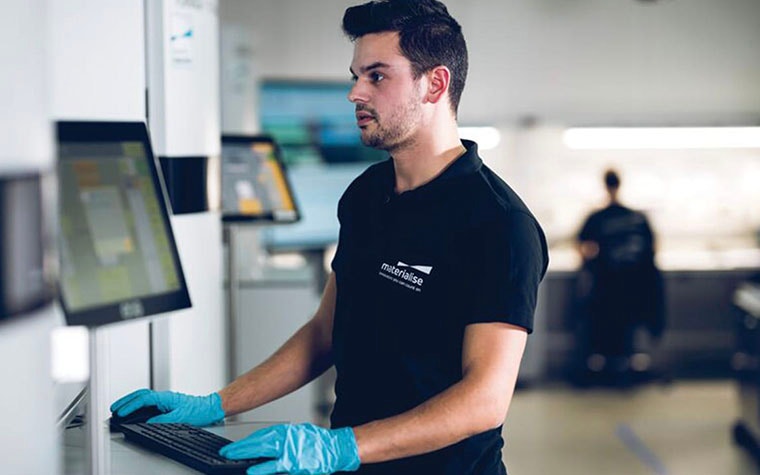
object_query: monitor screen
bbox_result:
[220,135,300,224]
[56,121,191,327]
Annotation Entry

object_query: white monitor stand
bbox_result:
[86,328,111,474]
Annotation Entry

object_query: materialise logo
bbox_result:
[378,261,433,293]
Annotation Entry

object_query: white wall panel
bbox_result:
[0,309,59,474]
[0,0,52,173]
[0,2,57,473]
[48,0,146,121]
[164,213,226,394]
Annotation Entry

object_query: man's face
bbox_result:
[348,32,425,152]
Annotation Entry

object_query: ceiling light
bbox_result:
[563,127,760,150]
[459,127,501,150]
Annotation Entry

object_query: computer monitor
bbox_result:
[56,121,191,327]
[220,135,300,224]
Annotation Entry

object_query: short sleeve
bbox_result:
[578,214,595,242]
[463,211,548,333]
[330,194,349,273]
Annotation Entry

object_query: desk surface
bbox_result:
[64,421,276,474]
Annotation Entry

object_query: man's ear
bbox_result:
[425,65,450,105]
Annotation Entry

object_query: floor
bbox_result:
[502,379,758,475]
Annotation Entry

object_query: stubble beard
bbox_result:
[360,97,422,153]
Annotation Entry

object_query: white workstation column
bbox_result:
[145,0,226,394]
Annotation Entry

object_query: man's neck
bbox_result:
[391,122,465,194]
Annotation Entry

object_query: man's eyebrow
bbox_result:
[350,62,391,76]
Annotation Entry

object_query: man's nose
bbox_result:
[348,81,367,104]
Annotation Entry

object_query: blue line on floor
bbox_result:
[616,423,668,475]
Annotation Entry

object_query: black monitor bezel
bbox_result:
[56,121,192,327]
[220,134,301,224]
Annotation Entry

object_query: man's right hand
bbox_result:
[110,389,226,427]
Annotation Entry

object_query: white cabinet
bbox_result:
[230,275,323,424]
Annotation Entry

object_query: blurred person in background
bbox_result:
[573,169,665,386]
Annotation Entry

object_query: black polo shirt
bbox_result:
[330,140,548,475]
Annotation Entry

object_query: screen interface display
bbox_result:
[58,140,183,314]
[221,137,299,223]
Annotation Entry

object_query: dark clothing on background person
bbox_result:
[330,140,549,474]
[576,204,665,368]
[579,204,654,275]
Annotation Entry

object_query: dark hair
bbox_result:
[342,0,468,116]
[604,169,621,189]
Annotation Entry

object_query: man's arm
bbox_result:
[218,272,337,417]
[353,321,527,463]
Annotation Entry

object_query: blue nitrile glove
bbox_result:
[219,423,360,475]
[110,388,225,426]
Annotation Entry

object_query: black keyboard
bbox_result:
[119,423,266,474]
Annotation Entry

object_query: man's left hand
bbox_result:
[219,423,361,475]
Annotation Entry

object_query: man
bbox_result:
[575,169,664,385]
[111,1,548,473]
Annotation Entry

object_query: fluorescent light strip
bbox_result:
[459,127,501,150]
[563,127,760,150]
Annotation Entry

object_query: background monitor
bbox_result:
[221,135,300,224]
[0,173,53,321]
[56,121,191,327]
[259,79,386,166]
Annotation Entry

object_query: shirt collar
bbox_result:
[383,139,483,197]
[439,139,482,180]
